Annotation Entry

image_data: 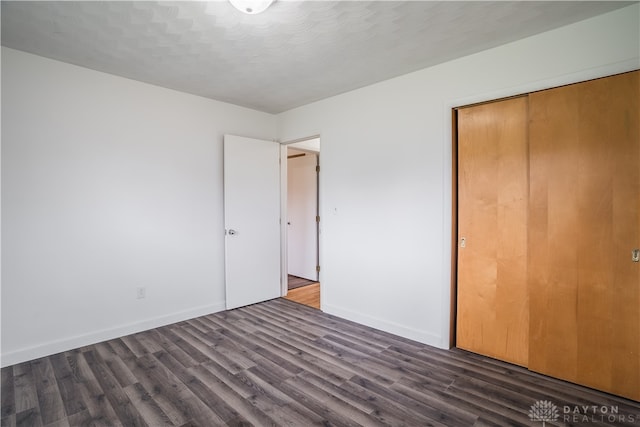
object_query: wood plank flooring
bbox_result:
[2,298,639,426]
[287,275,317,291]
[284,283,320,309]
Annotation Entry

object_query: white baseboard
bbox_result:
[322,303,445,349]
[1,301,226,367]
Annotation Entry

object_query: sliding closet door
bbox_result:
[528,71,639,401]
[456,96,529,366]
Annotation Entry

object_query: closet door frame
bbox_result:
[450,70,639,402]
[448,66,639,350]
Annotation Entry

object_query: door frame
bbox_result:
[446,62,637,348]
[450,109,459,349]
[280,135,321,303]
[440,60,638,348]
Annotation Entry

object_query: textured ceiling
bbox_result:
[1,1,633,113]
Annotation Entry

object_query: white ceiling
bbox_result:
[1,1,633,113]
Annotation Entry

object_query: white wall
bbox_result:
[286,137,320,153]
[1,47,277,366]
[277,5,640,349]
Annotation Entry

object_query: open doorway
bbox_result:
[283,137,320,309]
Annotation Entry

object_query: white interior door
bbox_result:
[287,151,318,281]
[224,135,281,309]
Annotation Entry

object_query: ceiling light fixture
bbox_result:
[229,0,274,14]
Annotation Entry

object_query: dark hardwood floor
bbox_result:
[2,298,639,426]
[287,275,317,290]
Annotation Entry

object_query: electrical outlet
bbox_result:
[136,287,146,299]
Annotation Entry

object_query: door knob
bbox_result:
[633,249,639,262]
[228,229,238,236]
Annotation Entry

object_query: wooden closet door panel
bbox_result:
[528,71,639,401]
[608,71,640,400]
[528,87,580,381]
[456,96,529,367]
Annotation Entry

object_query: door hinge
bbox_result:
[316,165,320,173]
[316,215,320,222]
[316,265,321,272]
